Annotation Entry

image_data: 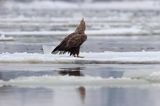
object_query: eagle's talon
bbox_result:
[77,56,84,58]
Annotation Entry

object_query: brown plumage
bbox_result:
[51,18,87,57]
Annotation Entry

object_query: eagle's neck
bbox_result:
[75,30,85,34]
[75,20,86,34]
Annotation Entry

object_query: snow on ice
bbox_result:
[0,51,160,64]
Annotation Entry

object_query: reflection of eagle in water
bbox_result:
[51,18,87,57]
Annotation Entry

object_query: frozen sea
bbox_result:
[1,0,160,106]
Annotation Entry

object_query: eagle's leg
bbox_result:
[76,47,84,58]
[76,50,79,57]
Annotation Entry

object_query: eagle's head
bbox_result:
[75,18,86,34]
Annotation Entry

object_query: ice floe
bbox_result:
[0,75,150,88]
[0,65,160,87]
[0,72,160,88]
[0,51,160,64]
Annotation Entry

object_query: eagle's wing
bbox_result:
[51,33,76,53]
[66,33,87,48]
[52,32,87,54]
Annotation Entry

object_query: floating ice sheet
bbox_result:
[0,72,160,88]
[0,51,160,64]
[0,75,150,88]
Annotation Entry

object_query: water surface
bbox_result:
[0,64,160,106]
